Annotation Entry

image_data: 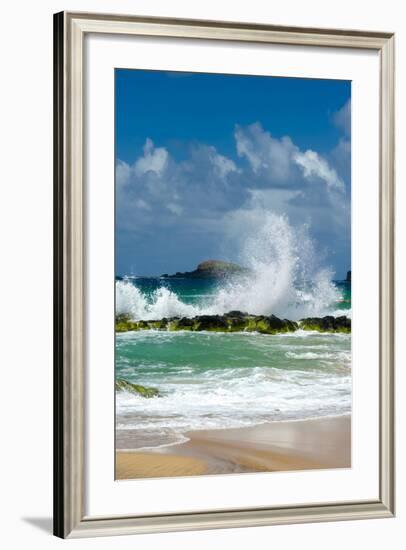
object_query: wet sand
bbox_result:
[116,415,351,480]
[116,452,208,479]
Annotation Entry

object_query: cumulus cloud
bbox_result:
[329,137,351,186]
[234,122,344,196]
[329,100,351,187]
[235,122,297,182]
[134,138,168,176]
[116,122,350,275]
[115,138,243,233]
[210,150,239,180]
[135,198,150,211]
[333,99,351,136]
[293,149,345,192]
[116,159,131,188]
[167,202,183,216]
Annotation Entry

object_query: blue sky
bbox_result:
[116,69,351,278]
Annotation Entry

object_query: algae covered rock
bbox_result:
[169,317,195,331]
[146,318,169,330]
[245,314,298,334]
[299,315,351,333]
[115,378,160,398]
[192,315,229,331]
[115,312,351,335]
[224,311,249,332]
[115,314,139,333]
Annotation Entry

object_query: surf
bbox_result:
[116,213,347,321]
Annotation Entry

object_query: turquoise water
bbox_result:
[115,275,351,321]
[115,277,351,450]
[116,276,220,306]
[116,276,351,310]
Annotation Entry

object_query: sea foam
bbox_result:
[116,214,346,321]
[116,337,351,434]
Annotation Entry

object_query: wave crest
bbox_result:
[116,214,344,321]
[116,283,200,320]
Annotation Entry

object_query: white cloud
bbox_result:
[293,149,345,192]
[134,138,168,176]
[329,137,351,185]
[115,138,242,234]
[116,123,350,275]
[116,159,131,187]
[333,99,351,136]
[210,149,239,180]
[235,122,297,181]
[167,202,183,216]
[135,199,150,210]
[234,122,345,194]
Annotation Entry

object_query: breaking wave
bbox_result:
[116,214,344,321]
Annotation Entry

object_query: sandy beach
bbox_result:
[116,415,351,480]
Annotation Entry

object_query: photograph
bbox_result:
[114,69,352,480]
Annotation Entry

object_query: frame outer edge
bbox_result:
[66,501,392,538]
[53,11,66,539]
[379,34,395,515]
[67,12,86,537]
[54,11,86,538]
[66,11,394,47]
[54,11,396,538]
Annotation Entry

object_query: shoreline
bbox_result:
[116,414,351,480]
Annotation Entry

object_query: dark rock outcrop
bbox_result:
[192,315,230,331]
[116,312,351,334]
[299,316,351,333]
[115,378,160,398]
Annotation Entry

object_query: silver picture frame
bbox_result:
[53,11,395,538]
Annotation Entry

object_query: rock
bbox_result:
[115,378,160,398]
[245,315,298,334]
[192,315,229,331]
[146,319,168,330]
[224,311,250,332]
[116,313,351,334]
[299,315,351,333]
[225,310,248,317]
[286,319,299,331]
[346,270,351,282]
[115,315,139,333]
[169,317,195,331]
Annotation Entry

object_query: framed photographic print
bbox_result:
[54,12,395,538]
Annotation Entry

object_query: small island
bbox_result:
[161,260,250,279]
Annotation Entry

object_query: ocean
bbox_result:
[115,275,351,451]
